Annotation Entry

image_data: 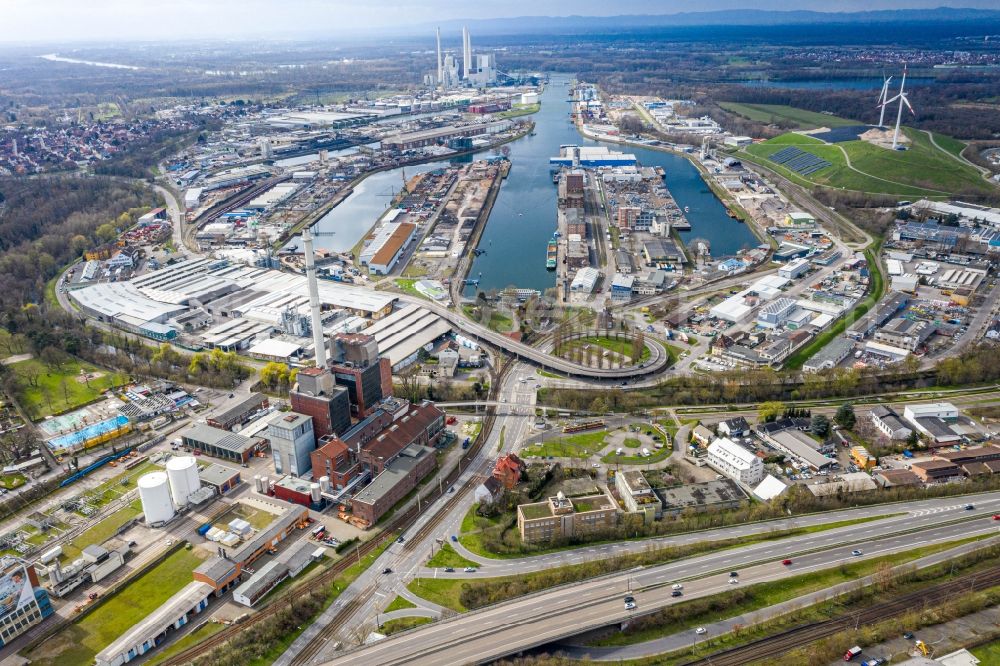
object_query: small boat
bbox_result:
[684,206,690,213]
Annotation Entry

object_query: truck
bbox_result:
[197,523,212,537]
[844,646,862,661]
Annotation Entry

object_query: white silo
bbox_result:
[253,475,262,493]
[166,456,201,507]
[319,476,331,493]
[138,472,175,524]
[310,483,321,503]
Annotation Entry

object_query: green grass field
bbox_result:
[385,595,417,613]
[10,358,125,420]
[380,616,433,635]
[427,543,478,569]
[972,637,1000,663]
[27,547,206,666]
[720,102,856,129]
[520,430,607,459]
[61,500,144,561]
[742,127,992,198]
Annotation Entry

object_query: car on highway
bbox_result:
[671,590,683,597]
[397,536,405,543]
[993,514,1000,521]
[382,568,392,574]
[861,658,885,666]
[463,566,477,573]
[966,504,975,510]
[852,549,863,556]
[671,583,683,590]
[624,595,635,603]
[782,559,793,566]
[624,601,636,610]
[729,571,739,577]
[451,535,458,541]
[729,578,739,584]
[444,567,455,573]
[695,627,707,635]
[903,632,914,639]
[535,384,542,389]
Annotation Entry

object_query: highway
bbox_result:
[319,495,1000,665]
[412,493,1000,578]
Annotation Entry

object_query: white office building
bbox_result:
[707,438,764,486]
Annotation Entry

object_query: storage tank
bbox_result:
[253,475,262,493]
[39,546,62,564]
[310,483,321,503]
[319,476,331,492]
[138,472,175,524]
[166,456,201,507]
[260,476,269,493]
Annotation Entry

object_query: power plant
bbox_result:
[433,26,497,89]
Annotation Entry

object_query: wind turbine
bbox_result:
[876,74,893,127]
[885,67,915,150]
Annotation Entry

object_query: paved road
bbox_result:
[413,494,998,578]
[556,533,1000,660]
[319,511,1000,665]
[276,362,538,663]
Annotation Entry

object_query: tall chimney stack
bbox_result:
[301,228,327,368]
[436,27,443,87]
[463,26,471,80]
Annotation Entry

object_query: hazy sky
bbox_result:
[1,0,996,43]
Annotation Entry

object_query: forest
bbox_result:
[0,176,155,308]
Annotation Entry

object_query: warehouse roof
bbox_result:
[71,282,187,323]
[353,444,435,507]
[183,423,259,454]
[95,582,215,665]
[210,394,267,426]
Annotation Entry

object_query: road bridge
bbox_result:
[399,295,670,379]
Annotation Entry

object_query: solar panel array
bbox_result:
[768,146,832,176]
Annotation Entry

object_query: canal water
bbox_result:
[303,73,757,287]
[464,74,758,293]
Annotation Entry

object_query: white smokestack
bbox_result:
[463,26,471,80]
[436,27,443,87]
[301,228,327,368]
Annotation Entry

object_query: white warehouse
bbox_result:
[707,438,764,486]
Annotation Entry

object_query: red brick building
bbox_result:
[493,452,526,489]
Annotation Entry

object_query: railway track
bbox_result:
[160,356,512,665]
[290,585,378,665]
[685,565,1000,666]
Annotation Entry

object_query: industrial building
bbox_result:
[614,470,660,519]
[362,304,452,371]
[330,334,394,418]
[268,412,315,477]
[762,428,836,471]
[181,423,268,464]
[549,145,637,167]
[382,120,511,151]
[359,222,417,275]
[198,464,242,494]
[655,479,746,516]
[233,560,288,607]
[206,393,268,430]
[351,443,437,525]
[94,581,214,666]
[871,406,914,440]
[290,367,352,441]
[193,503,309,593]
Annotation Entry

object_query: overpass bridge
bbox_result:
[400,296,670,380]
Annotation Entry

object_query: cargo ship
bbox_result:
[546,239,558,270]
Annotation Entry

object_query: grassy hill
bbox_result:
[740,127,993,198]
[720,102,856,129]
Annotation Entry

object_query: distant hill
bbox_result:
[428,8,1000,35]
